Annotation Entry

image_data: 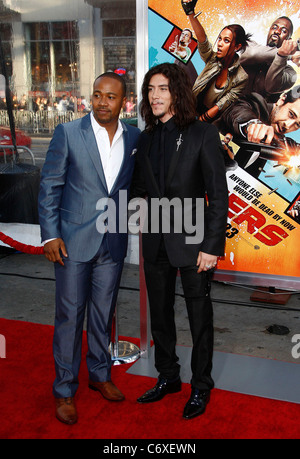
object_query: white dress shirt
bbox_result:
[43,113,124,245]
[90,111,124,193]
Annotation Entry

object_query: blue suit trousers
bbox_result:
[52,234,124,398]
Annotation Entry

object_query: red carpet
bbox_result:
[0,317,299,439]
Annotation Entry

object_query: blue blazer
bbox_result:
[38,114,140,262]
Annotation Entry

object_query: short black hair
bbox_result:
[273,16,293,37]
[94,72,127,97]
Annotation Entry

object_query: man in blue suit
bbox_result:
[38,72,140,425]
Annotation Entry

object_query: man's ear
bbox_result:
[276,93,287,107]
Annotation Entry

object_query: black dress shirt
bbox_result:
[149,117,179,194]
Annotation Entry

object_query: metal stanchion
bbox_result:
[110,305,140,365]
[109,232,150,364]
[138,231,151,359]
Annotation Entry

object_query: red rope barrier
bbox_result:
[0,231,44,255]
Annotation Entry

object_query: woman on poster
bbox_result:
[181,0,251,122]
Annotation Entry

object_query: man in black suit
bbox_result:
[131,63,228,419]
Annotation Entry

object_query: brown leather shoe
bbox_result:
[55,397,77,425]
[88,380,125,401]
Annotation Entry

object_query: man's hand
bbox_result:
[196,251,218,273]
[44,238,68,266]
[278,39,299,58]
[288,208,299,218]
[246,122,275,144]
[169,36,188,59]
[181,0,198,15]
[288,201,300,218]
[169,35,179,53]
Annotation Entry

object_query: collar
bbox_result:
[216,52,241,74]
[158,116,177,133]
[90,111,124,137]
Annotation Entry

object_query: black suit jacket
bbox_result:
[215,92,273,140]
[130,120,228,267]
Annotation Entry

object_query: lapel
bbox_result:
[144,131,161,197]
[109,121,129,195]
[80,114,108,193]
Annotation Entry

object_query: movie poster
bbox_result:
[148,0,300,287]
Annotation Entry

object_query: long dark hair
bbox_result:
[219,24,252,53]
[140,63,197,132]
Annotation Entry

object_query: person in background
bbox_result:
[169,28,193,64]
[181,0,251,123]
[57,94,69,112]
[217,86,300,176]
[222,133,238,171]
[240,16,299,101]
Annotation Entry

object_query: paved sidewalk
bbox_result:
[1,249,300,364]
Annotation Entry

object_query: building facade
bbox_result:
[0,0,138,130]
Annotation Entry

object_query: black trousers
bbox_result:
[143,238,214,391]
